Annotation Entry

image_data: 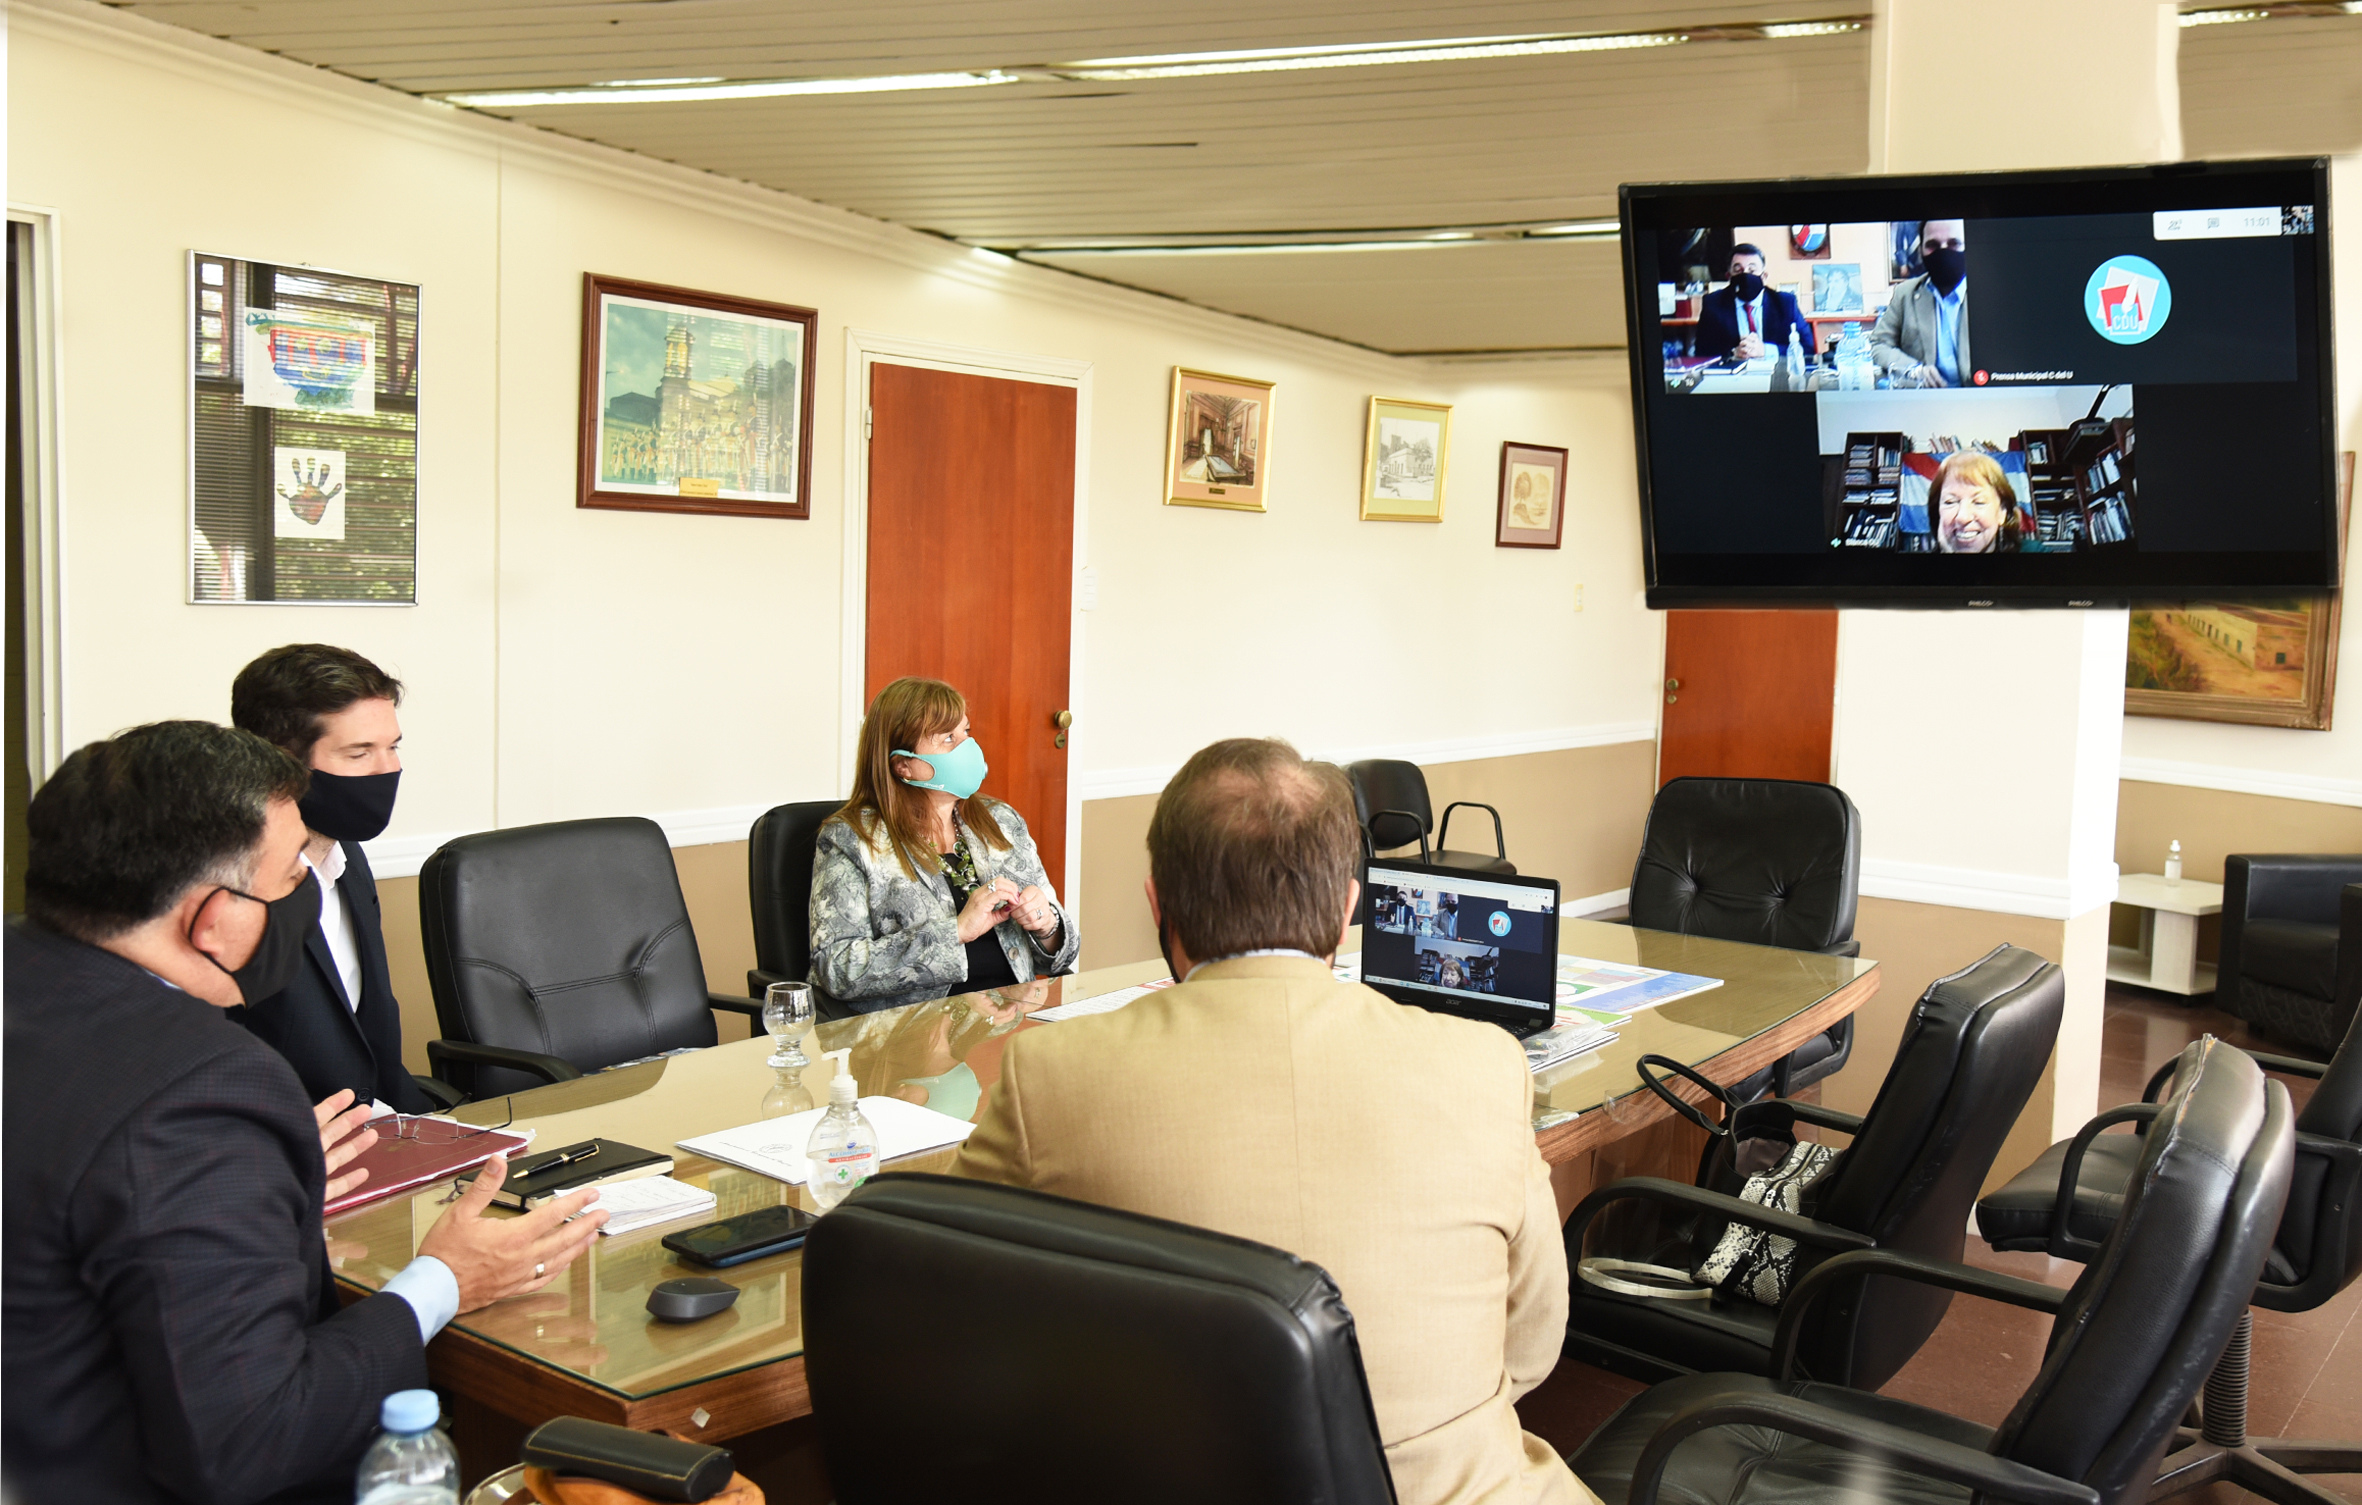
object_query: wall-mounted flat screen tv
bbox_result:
[1621,158,2337,606]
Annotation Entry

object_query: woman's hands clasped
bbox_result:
[955,876,1021,943]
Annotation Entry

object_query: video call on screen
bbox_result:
[1362,870,1552,1006]
[1629,166,2332,590]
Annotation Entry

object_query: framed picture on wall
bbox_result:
[188,250,419,605]
[2124,451,2351,729]
[578,273,818,519]
[1360,397,1451,522]
[1495,442,1567,549]
[1164,367,1274,511]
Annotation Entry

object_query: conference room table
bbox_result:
[328,918,1876,1455]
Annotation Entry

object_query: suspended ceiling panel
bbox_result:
[1025,238,1631,355]
[2181,17,2362,159]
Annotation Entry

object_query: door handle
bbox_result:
[1665,677,1679,706]
[1054,709,1072,748]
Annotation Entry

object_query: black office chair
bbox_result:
[1629,777,1862,1100]
[803,1172,1398,1505]
[417,817,765,1099]
[2218,854,2362,1053]
[745,800,855,1021]
[1978,1014,2362,1504]
[1347,759,1511,876]
[1570,1037,2294,1505]
[1564,944,2062,1390]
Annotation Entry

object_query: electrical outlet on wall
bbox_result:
[1077,564,1099,611]
[1572,583,1584,612]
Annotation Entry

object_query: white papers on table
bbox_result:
[1555,954,1723,1012]
[1332,952,1362,982]
[1033,977,1174,1021]
[677,1097,976,1185]
[1524,1019,1618,1074]
[593,1175,717,1236]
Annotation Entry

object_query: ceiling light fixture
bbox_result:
[2177,1,2362,21]
[442,70,1016,108]
[436,14,1872,108]
[971,219,1625,256]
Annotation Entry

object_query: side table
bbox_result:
[2108,871,2225,996]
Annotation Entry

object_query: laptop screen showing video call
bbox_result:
[1362,866,1557,1017]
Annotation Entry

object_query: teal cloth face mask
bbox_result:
[893,737,988,799]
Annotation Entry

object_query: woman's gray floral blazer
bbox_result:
[808,800,1080,1014]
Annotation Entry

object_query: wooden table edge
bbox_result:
[1533,965,1880,1163]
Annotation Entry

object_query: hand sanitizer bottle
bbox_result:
[1786,325,1805,387]
[2166,840,2183,884]
[805,1048,878,1212]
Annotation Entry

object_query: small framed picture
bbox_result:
[1496,442,1567,549]
[1165,367,1274,511]
[578,273,817,519]
[1360,397,1451,522]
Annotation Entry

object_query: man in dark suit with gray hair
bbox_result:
[3,721,608,1504]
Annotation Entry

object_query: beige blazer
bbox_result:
[950,955,1593,1505]
[1868,271,1972,382]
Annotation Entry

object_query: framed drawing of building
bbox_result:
[1361,397,1451,522]
[1164,367,1274,511]
[2124,452,2350,729]
[578,274,817,519]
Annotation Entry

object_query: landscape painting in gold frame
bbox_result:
[1164,367,1273,511]
[1360,397,1451,522]
[2124,451,2351,730]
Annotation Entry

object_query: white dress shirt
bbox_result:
[305,842,364,1014]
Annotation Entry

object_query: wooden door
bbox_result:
[865,363,1077,887]
[1657,610,1838,785]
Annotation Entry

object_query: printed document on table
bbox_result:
[593,1174,717,1236]
[679,1097,975,1185]
[1034,977,1175,1021]
[1554,954,1722,1011]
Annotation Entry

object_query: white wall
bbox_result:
[8,1,1662,880]
[2118,152,2362,809]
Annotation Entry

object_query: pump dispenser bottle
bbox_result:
[805,1048,879,1212]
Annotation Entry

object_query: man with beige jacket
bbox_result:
[951,737,1592,1505]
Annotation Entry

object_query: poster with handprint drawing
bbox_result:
[273,448,347,541]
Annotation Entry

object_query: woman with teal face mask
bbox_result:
[808,677,1079,1014]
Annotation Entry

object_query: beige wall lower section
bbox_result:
[1076,739,1660,973]
[1833,896,2107,1194]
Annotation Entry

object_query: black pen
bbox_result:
[530,1143,601,1176]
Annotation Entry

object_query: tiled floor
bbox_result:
[1520,983,2362,1505]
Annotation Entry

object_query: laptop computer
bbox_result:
[1358,860,1561,1039]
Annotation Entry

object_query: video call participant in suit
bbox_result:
[229,643,428,1113]
[1931,450,2023,553]
[810,676,1079,1015]
[1870,218,1970,387]
[2,721,607,1505]
[952,738,1591,1505]
[1693,243,1807,363]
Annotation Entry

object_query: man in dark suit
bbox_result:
[1693,242,1808,363]
[230,643,430,1112]
[3,721,607,1504]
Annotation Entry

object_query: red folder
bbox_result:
[325,1117,533,1218]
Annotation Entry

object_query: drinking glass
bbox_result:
[764,982,814,1069]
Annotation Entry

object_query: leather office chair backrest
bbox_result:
[1783,944,2064,1386]
[746,800,839,993]
[1348,759,1433,854]
[1994,1039,2292,1505]
[2270,1007,2362,1293]
[420,817,718,1099]
[1628,777,1861,953]
[804,1173,1399,1505]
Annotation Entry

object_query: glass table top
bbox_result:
[328,919,1872,1401]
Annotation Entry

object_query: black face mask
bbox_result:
[299,768,401,843]
[1727,272,1765,301]
[196,870,320,1005]
[1921,246,1966,295]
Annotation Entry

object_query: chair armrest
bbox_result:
[2340,883,2362,1016]
[1627,1389,2098,1505]
[1772,1247,2069,1380]
[425,1038,582,1086]
[2265,1133,2362,1312]
[1782,1100,1868,1137]
[1436,801,1507,860]
[1565,1176,1876,1260]
[1817,939,1863,958]
[2051,1103,2159,1260]
[410,1073,466,1112]
[706,991,766,1020]
[1369,809,1430,863]
[2240,855,2362,924]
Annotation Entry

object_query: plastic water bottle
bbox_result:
[1785,325,1805,388]
[1836,322,1871,390]
[805,1048,878,1212]
[355,1390,457,1505]
[2166,840,2184,884]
